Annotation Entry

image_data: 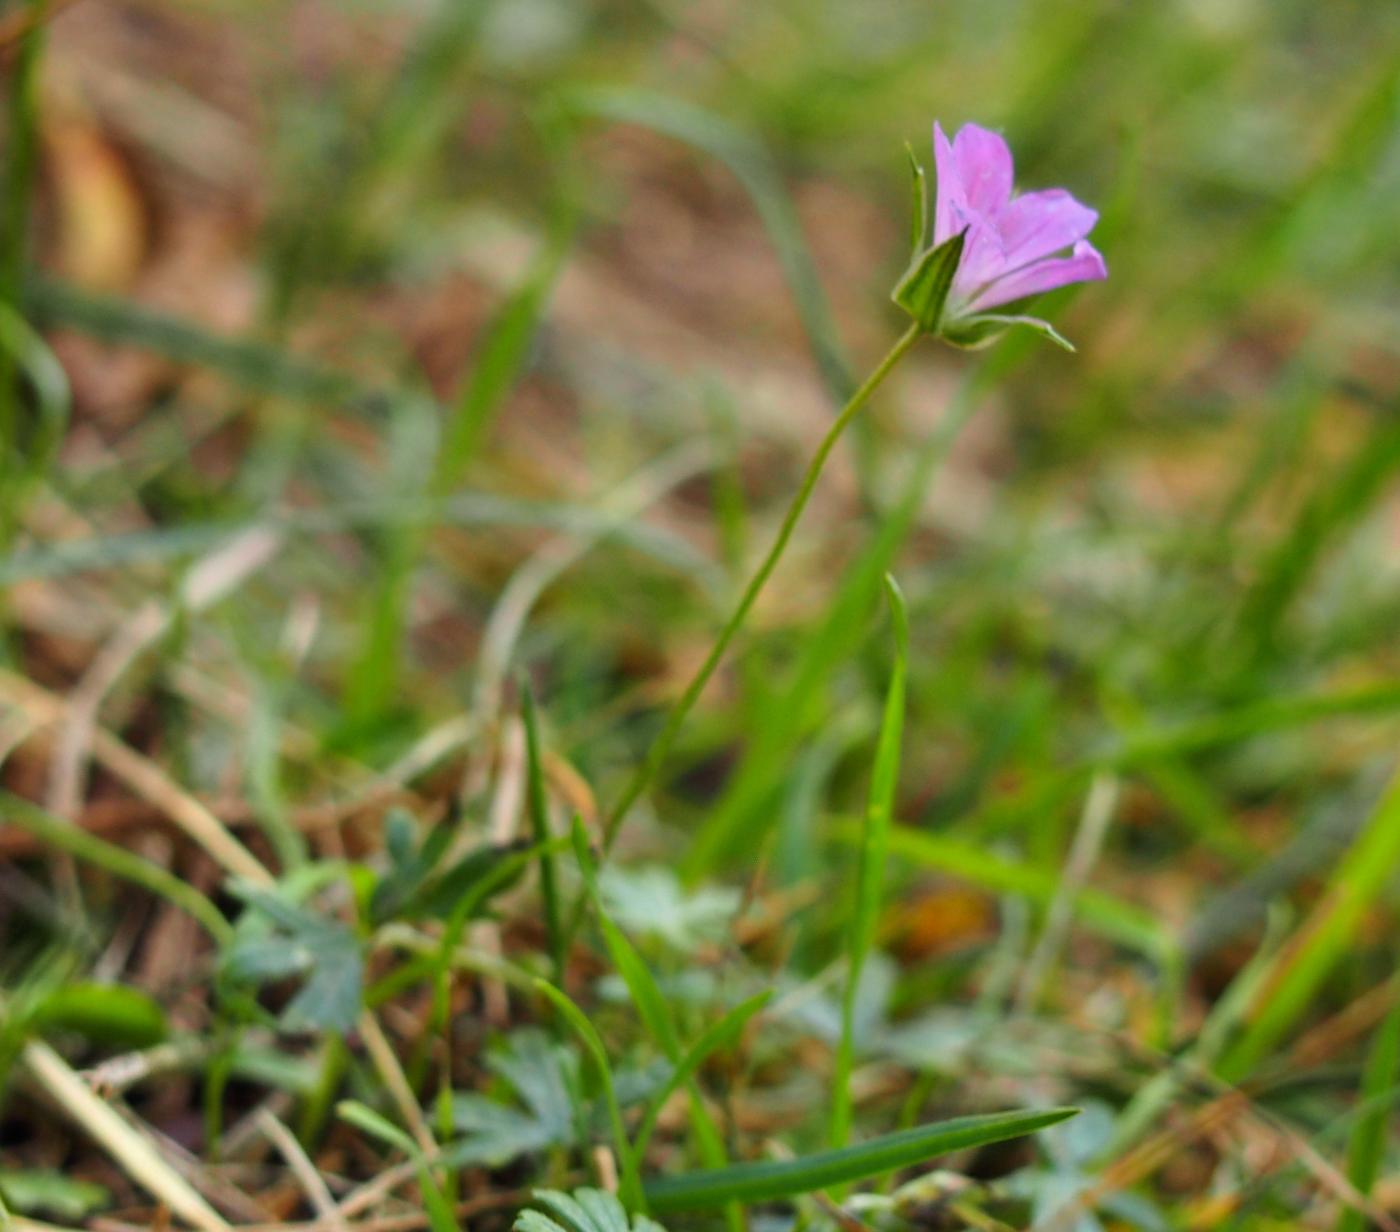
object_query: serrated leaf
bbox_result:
[488,1028,579,1138]
[446,1027,579,1167]
[446,1098,559,1167]
[891,230,966,333]
[222,937,315,984]
[223,883,364,1034]
[517,1188,668,1232]
[281,939,362,1035]
[597,865,739,953]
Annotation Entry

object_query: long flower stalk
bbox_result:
[601,321,923,854]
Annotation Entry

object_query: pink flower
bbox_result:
[930,121,1106,341]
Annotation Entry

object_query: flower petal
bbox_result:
[951,123,1014,215]
[967,240,1107,312]
[991,189,1099,273]
[932,121,1014,244]
[931,121,961,245]
[953,190,1099,295]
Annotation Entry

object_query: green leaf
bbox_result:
[643,1107,1078,1211]
[0,792,231,944]
[337,1099,420,1157]
[872,824,1172,962]
[222,937,313,984]
[369,809,456,924]
[31,984,167,1050]
[224,884,364,1034]
[25,276,394,412]
[572,824,679,1057]
[891,230,967,333]
[282,941,363,1036]
[516,1188,668,1232]
[1219,767,1400,1080]
[447,1028,579,1167]
[0,1169,109,1220]
[596,865,739,954]
[446,1098,560,1168]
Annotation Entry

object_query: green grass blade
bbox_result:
[643,1107,1078,1211]
[0,792,231,944]
[25,276,394,411]
[0,302,69,497]
[602,323,921,856]
[336,1101,456,1232]
[831,576,908,1152]
[1219,765,1400,1081]
[683,366,988,879]
[0,4,45,550]
[1236,411,1400,661]
[874,822,1173,964]
[534,978,642,1212]
[571,822,680,1057]
[344,215,569,728]
[0,491,714,589]
[1337,990,1400,1232]
[561,86,853,406]
[522,684,565,984]
[570,821,736,1225]
[632,991,772,1164]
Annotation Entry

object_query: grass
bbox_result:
[2,1,1400,1231]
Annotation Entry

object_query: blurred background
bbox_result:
[3,0,1400,1225]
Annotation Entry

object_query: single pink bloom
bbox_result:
[933,121,1106,317]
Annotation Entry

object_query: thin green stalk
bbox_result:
[295,1033,350,1148]
[601,321,922,854]
[831,576,908,1154]
[522,683,565,984]
[570,819,740,1229]
[534,978,642,1212]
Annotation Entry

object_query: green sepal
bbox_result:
[903,143,930,261]
[891,229,966,333]
[940,312,1076,352]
